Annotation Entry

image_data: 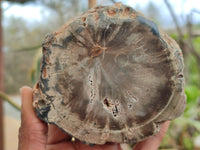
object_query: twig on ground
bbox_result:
[0,91,21,111]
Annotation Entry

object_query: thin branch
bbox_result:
[186,15,200,62]
[0,91,21,111]
[192,33,200,38]
[163,0,186,54]
[14,44,41,52]
[164,0,184,38]
[110,0,117,3]
[164,0,200,77]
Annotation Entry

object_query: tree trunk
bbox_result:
[88,0,96,9]
[0,0,4,149]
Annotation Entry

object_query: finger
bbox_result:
[18,86,48,150]
[47,124,71,144]
[89,143,122,150]
[20,86,43,126]
[154,121,170,141]
[46,142,75,150]
[47,142,121,150]
[20,86,48,132]
[133,121,170,150]
[72,141,122,150]
[47,140,122,150]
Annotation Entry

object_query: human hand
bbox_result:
[18,86,170,150]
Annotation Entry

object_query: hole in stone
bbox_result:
[104,98,110,107]
[38,99,46,106]
[178,74,183,78]
[125,7,130,13]
[61,100,67,105]
[128,103,132,109]
[112,105,118,117]
[124,136,128,142]
[107,9,116,16]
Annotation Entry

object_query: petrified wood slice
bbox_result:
[33,3,186,144]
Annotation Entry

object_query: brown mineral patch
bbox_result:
[82,17,86,21]
[55,31,63,36]
[42,67,47,78]
[94,13,99,22]
[34,81,39,90]
[90,45,106,57]
[43,47,47,53]
[43,53,50,64]
[78,54,86,61]
[95,6,104,9]
[130,12,137,18]
[45,56,50,64]
[107,9,116,17]
[125,7,130,14]
[120,7,131,17]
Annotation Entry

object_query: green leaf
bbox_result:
[193,36,200,53]
[185,85,200,103]
[183,137,193,150]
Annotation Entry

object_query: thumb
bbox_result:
[133,121,170,150]
[18,86,47,150]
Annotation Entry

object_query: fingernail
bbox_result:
[19,87,22,94]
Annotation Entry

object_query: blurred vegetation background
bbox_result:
[0,0,200,149]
